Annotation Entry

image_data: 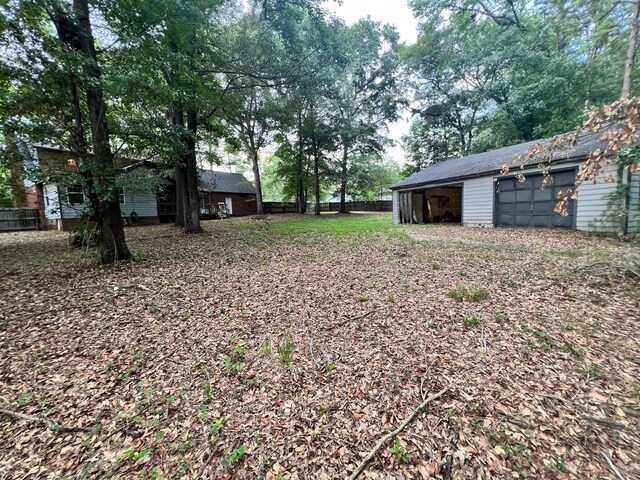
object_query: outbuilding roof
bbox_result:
[391,130,608,191]
[199,170,256,195]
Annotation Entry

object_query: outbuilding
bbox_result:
[391,132,640,234]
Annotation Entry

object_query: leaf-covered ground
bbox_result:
[0,213,639,480]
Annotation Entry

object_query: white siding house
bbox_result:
[42,184,159,230]
[392,133,639,234]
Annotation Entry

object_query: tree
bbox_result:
[622,0,640,98]
[331,20,402,213]
[348,155,401,201]
[1,0,131,263]
[410,0,525,28]
[405,0,630,162]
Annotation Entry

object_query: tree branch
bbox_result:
[347,387,448,480]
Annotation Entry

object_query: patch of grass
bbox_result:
[462,316,482,328]
[522,325,557,351]
[270,213,394,236]
[562,341,584,359]
[556,247,583,258]
[387,294,395,303]
[432,262,441,270]
[458,271,467,277]
[277,336,295,365]
[581,363,606,381]
[261,339,272,356]
[449,284,489,302]
[357,295,369,302]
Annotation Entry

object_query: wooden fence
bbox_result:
[263,202,298,214]
[0,208,41,232]
[318,200,392,212]
[263,201,393,214]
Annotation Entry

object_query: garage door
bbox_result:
[496,170,575,228]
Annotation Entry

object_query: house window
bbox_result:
[66,186,85,205]
[119,189,126,204]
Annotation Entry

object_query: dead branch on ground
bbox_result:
[347,387,448,480]
[0,408,95,433]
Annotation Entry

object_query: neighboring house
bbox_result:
[14,145,159,231]
[199,170,257,217]
[156,170,257,222]
[14,145,257,231]
[391,131,640,233]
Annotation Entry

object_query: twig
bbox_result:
[0,408,94,433]
[583,415,627,430]
[497,410,529,429]
[321,308,385,331]
[347,387,448,480]
[601,451,627,480]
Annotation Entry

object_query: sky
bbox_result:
[324,0,419,164]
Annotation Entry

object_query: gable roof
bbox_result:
[391,130,609,191]
[199,170,256,195]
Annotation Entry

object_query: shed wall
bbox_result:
[627,172,639,233]
[392,190,399,224]
[575,163,620,232]
[462,176,495,226]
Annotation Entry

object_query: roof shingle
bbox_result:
[391,131,608,190]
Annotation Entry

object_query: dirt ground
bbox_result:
[0,213,638,479]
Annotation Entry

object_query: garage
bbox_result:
[392,132,638,233]
[495,170,576,228]
[396,185,462,224]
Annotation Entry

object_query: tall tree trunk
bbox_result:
[51,6,100,225]
[184,111,202,233]
[174,163,187,227]
[313,148,320,216]
[73,0,130,263]
[173,111,187,227]
[296,110,306,214]
[339,144,348,214]
[622,0,640,98]
[250,149,264,214]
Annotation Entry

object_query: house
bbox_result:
[198,170,257,218]
[13,145,161,231]
[14,145,257,230]
[156,170,257,222]
[391,132,640,233]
